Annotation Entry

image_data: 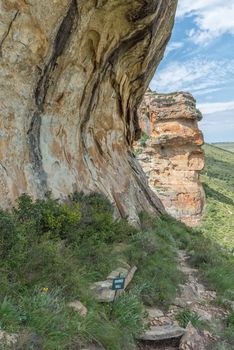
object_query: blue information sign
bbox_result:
[112,277,125,291]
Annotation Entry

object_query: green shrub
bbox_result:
[139,213,191,249]
[0,297,22,331]
[66,192,136,246]
[14,193,81,241]
[0,210,17,259]
[188,236,234,299]
[175,309,202,329]
[188,237,224,267]
[127,231,184,308]
[0,187,233,349]
[139,133,149,147]
[227,312,234,327]
[0,193,147,349]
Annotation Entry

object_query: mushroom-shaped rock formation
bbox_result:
[136,90,205,226]
[0,0,178,222]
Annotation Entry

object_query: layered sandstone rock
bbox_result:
[0,0,178,221]
[136,90,205,226]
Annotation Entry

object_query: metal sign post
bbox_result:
[109,274,125,319]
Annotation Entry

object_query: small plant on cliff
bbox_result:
[139,133,149,147]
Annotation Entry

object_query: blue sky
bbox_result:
[150,0,234,143]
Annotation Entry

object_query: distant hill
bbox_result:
[201,144,234,249]
[211,142,234,153]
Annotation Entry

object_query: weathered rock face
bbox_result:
[0,0,178,221]
[136,91,205,226]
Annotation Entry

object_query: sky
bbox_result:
[150,0,234,143]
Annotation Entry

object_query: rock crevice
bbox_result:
[27,0,79,195]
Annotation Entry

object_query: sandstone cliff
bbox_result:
[0,0,178,221]
[136,90,205,226]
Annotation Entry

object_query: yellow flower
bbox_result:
[42,287,49,292]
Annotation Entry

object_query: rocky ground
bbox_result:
[137,250,228,350]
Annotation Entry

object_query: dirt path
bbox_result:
[138,250,228,350]
[170,251,227,324]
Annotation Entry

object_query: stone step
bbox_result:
[137,325,185,341]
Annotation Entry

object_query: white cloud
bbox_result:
[198,101,234,114]
[199,109,234,142]
[150,58,234,95]
[165,41,184,55]
[193,87,222,96]
[177,0,222,17]
[177,0,234,45]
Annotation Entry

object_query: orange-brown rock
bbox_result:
[136,90,205,226]
[0,0,178,222]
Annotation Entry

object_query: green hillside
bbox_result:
[201,144,234,250]
[0,144,233,349]
[212,142,234,153]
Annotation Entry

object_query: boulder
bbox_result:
[179,322,205,350]
[90,280,115,303]
[179,284,200,302]
[0,331,18,347]
[67,300,88,317]
[194,308,212,322]
[146,307,164,319]
[222,299,234,312]
[138,325,185,341]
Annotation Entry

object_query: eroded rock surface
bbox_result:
[0,0,178,222]
[136,90,205,226]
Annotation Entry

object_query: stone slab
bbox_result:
[138,325,185,341]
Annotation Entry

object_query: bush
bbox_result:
[0,193,146,349]
[0,210,17,259]
[66,192,136,246]
[14,193,81,241]
[0,190,232,349]
[111,292,147,346]
[139,133,149,147]
[127,230,184,308]
[225,313,234,344]
[0,297,22,331]
[175,309,202,329]
[188,236,234,299]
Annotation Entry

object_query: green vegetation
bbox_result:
[175,309,202,329]
[0,143,233,349]
[139,133,149,148]
[0,193,185,349]
[201,144,234,249]
[202,143,234,190]
[188,234,234,301]
[212,142,234,153]
[0,192,233,348]
[127,213,185,308]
